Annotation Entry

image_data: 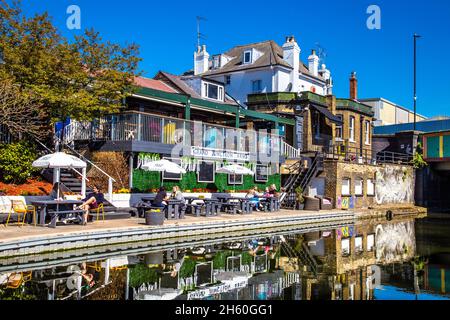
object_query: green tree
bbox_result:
[0,142,37,184]
[0,0,142,136]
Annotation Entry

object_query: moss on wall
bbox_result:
[132,170,281,193]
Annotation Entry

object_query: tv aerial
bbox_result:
[315,42,328,65]
[196,16,208,49]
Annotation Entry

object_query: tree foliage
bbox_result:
[0,141,37,184]
[0,0,141,127]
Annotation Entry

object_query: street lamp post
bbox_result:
[413,34,421,131]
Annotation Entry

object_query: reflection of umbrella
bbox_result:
[33,152,87,198]
[141,159,186,186]
[217,164,254,191]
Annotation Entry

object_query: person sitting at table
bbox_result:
[171,186,186,214]
[171,186,185,202]
[269,184,280,197]
[77,185,105,225]
[246,187,261,211]
[263,187,272,198]
[153,186,170,208]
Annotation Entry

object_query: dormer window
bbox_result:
[202,81,224,102]
[212,55,221,69]
[243,50,252,64]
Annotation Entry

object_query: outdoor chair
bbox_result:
[304,196,320,211]
[6,200,36,227]
[315,196,333,210]
[93,203,105,222]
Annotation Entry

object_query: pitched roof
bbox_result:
[154,71,238,105]
[133,76,178,93]
[191,40,324,81]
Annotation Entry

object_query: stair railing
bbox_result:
[282,140,301,159]
[63,142,116,201]
[52,133,117,201]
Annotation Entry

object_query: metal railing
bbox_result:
[327,144,412,165]
[282,141,301,159]
[62,111,282,155]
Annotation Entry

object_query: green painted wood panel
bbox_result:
[444,135,450,158]
[427,136,440,158]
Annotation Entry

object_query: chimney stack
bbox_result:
[308,50,319,77]
[350,71,357,100]
[282,35,300,92]
[194,45,209,75]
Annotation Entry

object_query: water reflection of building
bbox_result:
[292,216,421,300]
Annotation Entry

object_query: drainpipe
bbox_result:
[235,107,240,128]
[129,153,134,190]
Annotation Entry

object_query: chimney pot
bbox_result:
[350,71,358,100]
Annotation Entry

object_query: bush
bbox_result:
[0,142,37,184]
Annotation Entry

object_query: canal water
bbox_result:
[1,214,449,300]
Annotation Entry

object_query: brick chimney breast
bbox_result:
[350,71,358,100]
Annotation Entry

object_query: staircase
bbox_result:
[280,235,319,276]
[281,153,324,209]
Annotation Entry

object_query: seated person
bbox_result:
[262,187,272,198]
[77,185,105,225]
[153,187,170,208]
[269,184,280,197]
[246,187,262,211]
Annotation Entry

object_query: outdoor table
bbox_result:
[227,197,252,214]
[32,200,83,226]
[203,199,220,216]
[259,197,280,212]
[184,196,200,204]
[166,200,184,220]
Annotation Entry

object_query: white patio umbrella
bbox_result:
[216,164,254,192]
[32,152,87,169]
[216,164,255,175]
[32,152,87,198]
[140,159,186,186]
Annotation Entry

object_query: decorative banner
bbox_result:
[191,146,250,161]
[337,196,342,209]
[336,226,355,240]
[349,196,355,209]
[341,197,349,209]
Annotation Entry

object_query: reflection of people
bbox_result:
[77,185,105,225]
[153,187,170,208]
[246,187,261,211]
[80,262,96,288]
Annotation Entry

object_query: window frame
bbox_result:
[355,177,363,196]
[367,234,375,252]
[355,236,364,254]
[367,178,375,197]
[335,114,343,140]
[252,80,262,94]
[202,81,224,102]
[365,120,371,145]
[341,178,351,196]
[349,116,356,143]
[243,50,252,64]
[341,238,351,257]
[225,75,231,85]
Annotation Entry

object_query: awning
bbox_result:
[311,104,343,125]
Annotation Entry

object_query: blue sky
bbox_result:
[17,0,450,117]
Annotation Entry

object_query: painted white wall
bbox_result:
[209,69,274,105]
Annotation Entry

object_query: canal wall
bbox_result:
[0,211,355,259]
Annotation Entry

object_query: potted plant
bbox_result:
[145,208,165,226]
[295,186,305,210]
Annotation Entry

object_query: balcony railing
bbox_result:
[62,111,281,155]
